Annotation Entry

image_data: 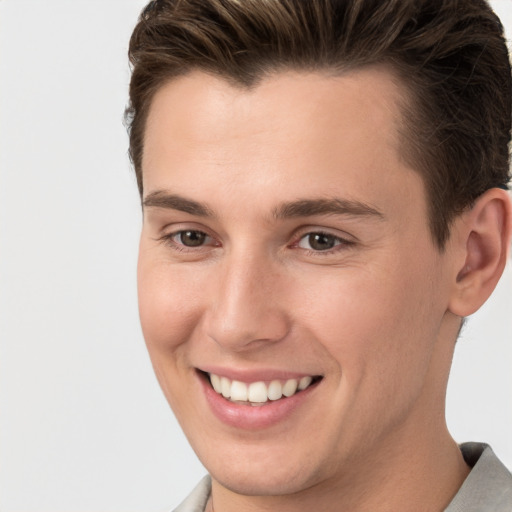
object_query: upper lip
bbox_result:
[197,366,321,383]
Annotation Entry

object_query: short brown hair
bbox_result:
[125,0,511,247]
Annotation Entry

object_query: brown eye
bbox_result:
[176,230,207,247]
[298,232,341,251]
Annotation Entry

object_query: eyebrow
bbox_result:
[143,191,214,217]
[142,191,384,220]
[273,198,384,220]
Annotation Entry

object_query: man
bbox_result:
[125,0,512,510]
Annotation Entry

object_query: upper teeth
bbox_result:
[209,374,314,403]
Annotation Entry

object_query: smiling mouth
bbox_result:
[204,372,323,406]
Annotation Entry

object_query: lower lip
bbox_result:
[199,373,320,430]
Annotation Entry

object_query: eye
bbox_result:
[171,230,212,247]
[157,227,219,256]
[297,232,346,251]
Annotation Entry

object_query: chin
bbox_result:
[197,439,328,497]
[211,464,319,497]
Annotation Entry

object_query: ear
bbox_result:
[448,188,512,317]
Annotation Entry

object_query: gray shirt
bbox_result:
[173,443,512,512]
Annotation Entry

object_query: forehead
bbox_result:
[143,67,405,163]
[142,67,424,222]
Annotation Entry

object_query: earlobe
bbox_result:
[448,188,512,317]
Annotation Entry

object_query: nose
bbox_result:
[204,251,290,352]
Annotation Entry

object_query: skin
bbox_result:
[137,68,511,512]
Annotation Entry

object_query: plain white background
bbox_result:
[0,1,511,510]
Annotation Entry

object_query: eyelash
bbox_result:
[158,229,355,256]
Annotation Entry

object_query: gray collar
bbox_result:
[173,475,211,512]
[445,442,512,511]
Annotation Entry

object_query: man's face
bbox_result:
[138,69,459,495]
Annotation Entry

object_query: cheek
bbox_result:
[293,258,444,388]
[137,253,208,420]
[137,251,204,356]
